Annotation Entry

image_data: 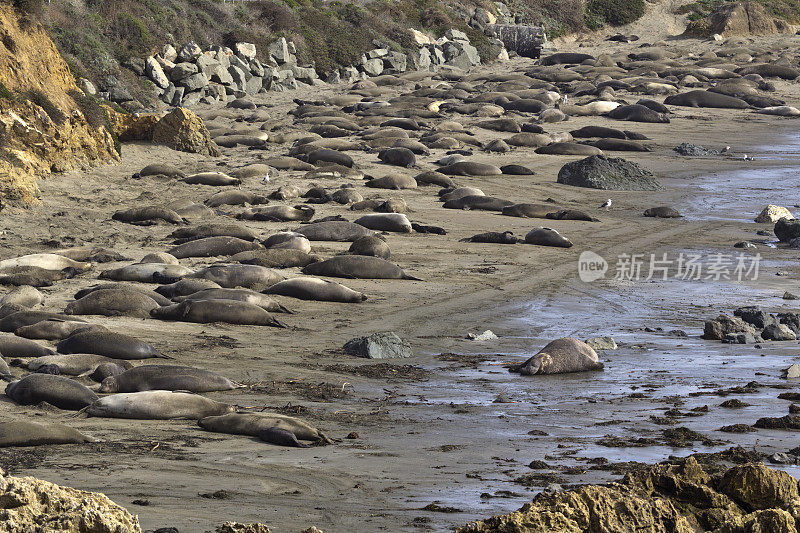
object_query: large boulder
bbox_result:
[152,108,221,156]
[703,314,756,340]
[717,463,800,511]
[0,469,142,532]
[343,332,411,359]
[557,155,660,191]
[705,2,779,36]
[755,205,793,223]
[775,218,800,242]
[145,56,170,89]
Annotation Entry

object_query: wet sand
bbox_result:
[2,36,800,532]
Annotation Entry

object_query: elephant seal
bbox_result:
[198,412,331,444]
[502,203,558,218]
[154,279,222,298]
[636,99,669,114]
[348,236,391,259]
[510,338,604,375]
[589,138,651,152]
[174,288,290,313]
[1,286,43,308]
[500,165,535,175]
[541,52,594,65]
[440,187,484,202]
[6,374,98,410]
[205,190,269,207]
[270,185,303,201]
[90,362,128,382]
[184,172,241,186]
[264,278,366,302]
[365,174,417,190]
[57,330,164,360]
[608,104,669,123]
[139,253,180,265]
[296,221,375,242]
[168,237,263,259]
[0,266,78,287]
[151,300,286,327]
[535,143,603,156]
[443,196,514,211]
[136,163,184,179]
[524,228,573,248]
[546,209,598,222]
[64,289,161,318]
[506,133,552,148]
[0,420,94,447]
[232,249,319,269]
[436,162,502,176]
[262,232,312,253]
[238,205,315,222]
[112,206,185,225]
[87,390,235,420]
[0,311,83,332]
[570,126,627,139]
[169,223,259,243]
[355,213,412,233]
[0,335,55,357]
[26,353,132,376]
[644,206,682,218]
[331,188,364,205]
[476,118,521,133]
[302,256,421,280]
[100,364,238,393]
[304,149,354,168]
[14,319,103,341]
[757,106,800,117]
[258,427,309,447]
[74,284,171,305]
[100,263,195,283]
[378,147,417,168]
[461,231,519,244]
[664,90,749,109]
[0,253,90,273]
[189,264,283,290]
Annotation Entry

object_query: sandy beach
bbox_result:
[2,33,800,532]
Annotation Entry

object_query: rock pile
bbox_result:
[703,306,800,343]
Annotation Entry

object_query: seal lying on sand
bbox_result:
[0,421,94,447]
[510,338,604,375]
[151,300,286,327]
[302,256,421,280]
[5,374,99,410]
[57,330,165,360]
[87,390,235,420]
[100,365,238,393]
[264,278,367,302]
[199,412,332,445]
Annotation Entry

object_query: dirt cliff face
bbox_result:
[0,3,119,206]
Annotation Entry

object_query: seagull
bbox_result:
[600,199,612,211]
[561,94,568,105]
[722,146,731,153]
[742,154,753,161]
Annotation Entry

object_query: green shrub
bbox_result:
[22,89,66,125]
[0,81,13,100]
[586,0,645,25]
[69,89,121,155]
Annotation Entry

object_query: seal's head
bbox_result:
[99,376,119,393]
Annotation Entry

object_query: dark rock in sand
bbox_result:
[703,314,756,340]
[673,143,719,157]
[557,156,659,191]
[343,332,411,359]
[761,323,796,341]
[775,218,800,242]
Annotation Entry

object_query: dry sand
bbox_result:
[2,34,800,532]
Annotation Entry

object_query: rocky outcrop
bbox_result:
[151,107,220,156]
[755,205,793,223]
[557,156,660,191]
[0,468,142,532]
[460,458,800,532]
[0,3,119,205]
[707,2,780,36]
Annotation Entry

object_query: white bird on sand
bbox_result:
[561,94,568,105]
[742,154,753,161]
[722,146,731,153]
[600,199,612,211]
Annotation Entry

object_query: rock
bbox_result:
[557,156,660,191]
[770,452,795,464]
[459,457,800,533]
[235,42,257,60]
[762,323,796,341]
[268,38,291,64]
[755,414,800,429]
[177,41,202,62]
[0,469,142,532]
[146,56,170,89]
[775,218,800,242]
[410,28,433,46]
[409,47,432,71]
[228,65,248,91]
[783,364,800,378]
[196,55,221,78]
[123,57,146,76]
[169,62,199,82]
[703,314,756,340]
[210,65,234,86]
[362,58,384,77]
[107,85,132,103]
[783,292,798,300]
[107,111,158,142]
[446,29,469,41]
[245,76,263,95]
[77,78,97,96]
[705,2,779,37]
[162,44,178,63]
[734,306,773,329]
[756,205,793,223]
[723,332,758,344]
[343,332,412,359]
[673,142,719,156]
[383,52,407,73]
[181,91,203,107]
[179,72,209,92]
[152,108,221,157]
[206,83,227,102]
[467,330,498,341]
[585,336,618,351]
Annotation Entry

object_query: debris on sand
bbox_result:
[459,458,799,532]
